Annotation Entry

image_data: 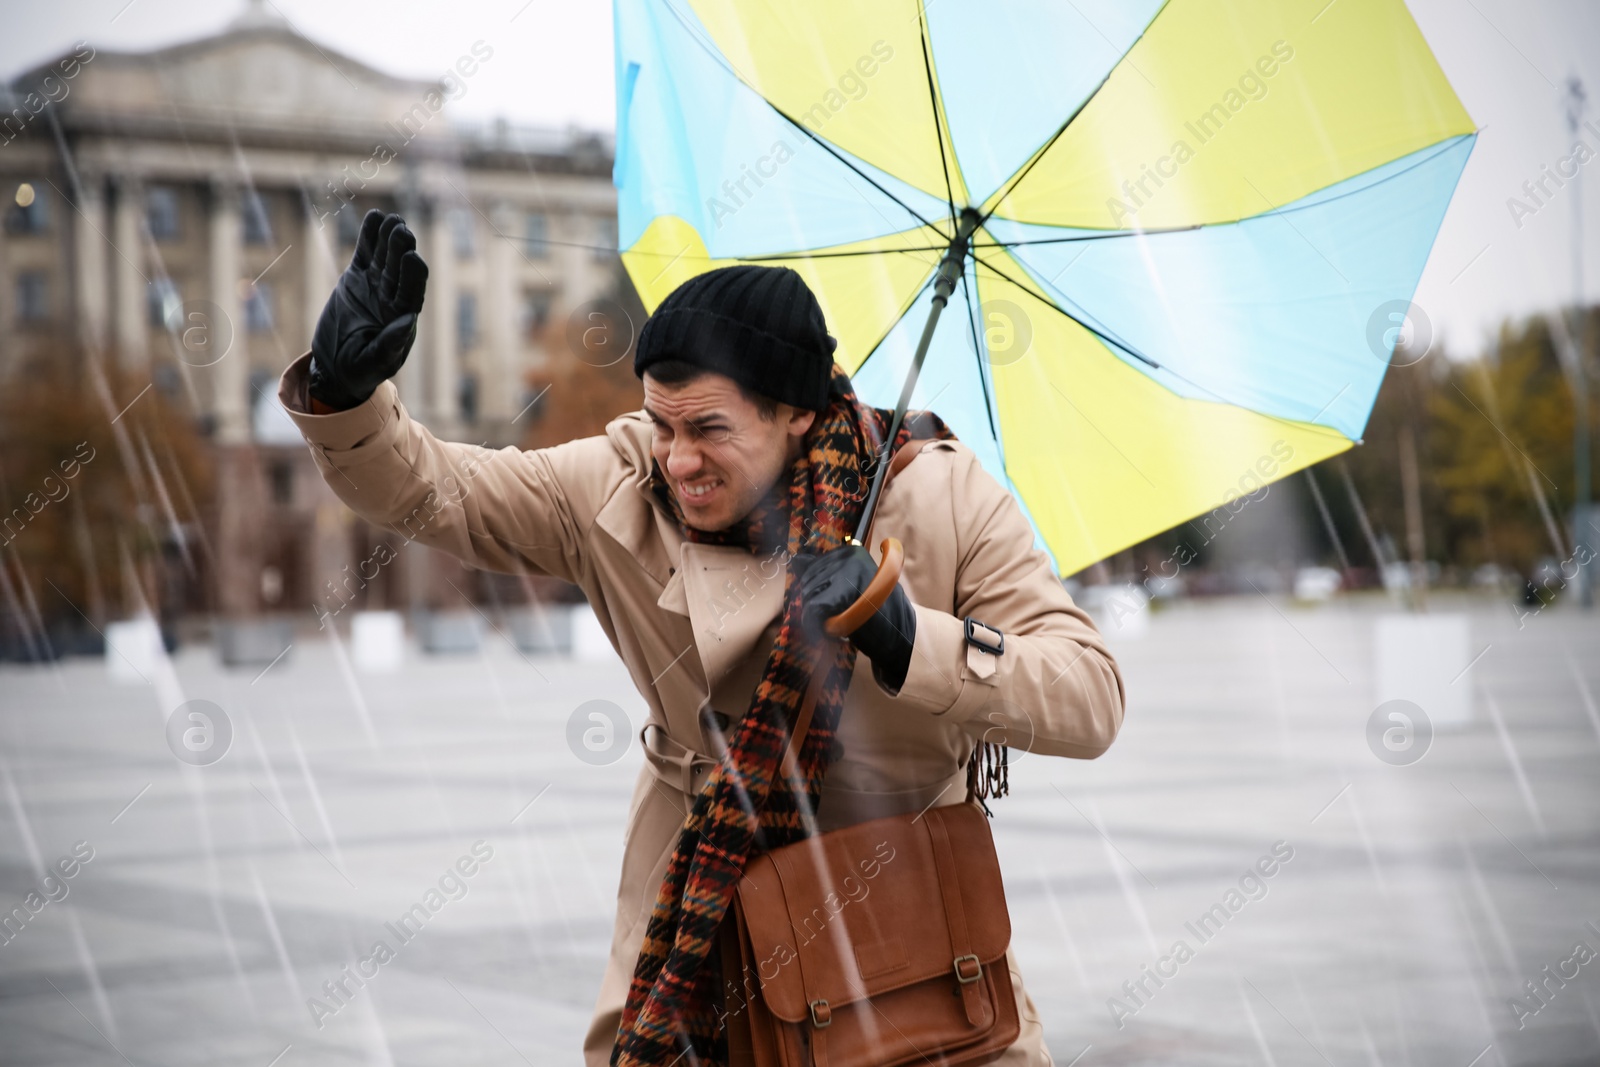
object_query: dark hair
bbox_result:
[643,358,779,421]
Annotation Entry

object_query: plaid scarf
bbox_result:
[612,367,952,1066]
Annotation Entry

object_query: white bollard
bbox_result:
[1081,584,1150,640]
[351,611,405,673]
[1372,614,1473,727]
[105,616,164,683]
[570,603,620,663]
[506,604,573,654]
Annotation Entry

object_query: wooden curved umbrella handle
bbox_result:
[822,538,904,638]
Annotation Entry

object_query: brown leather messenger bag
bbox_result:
[716,439,1020,1066]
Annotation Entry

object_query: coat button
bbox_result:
[829,738,845,762]
[699,707,731,734]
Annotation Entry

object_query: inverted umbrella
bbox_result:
[613,0,1476,575]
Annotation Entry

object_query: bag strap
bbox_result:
[927,808,995,1027]
[779,438,936,783]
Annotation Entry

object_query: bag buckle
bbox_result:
[809,999,832,1028]
[953,954,982,984]
[963,617,1004,655]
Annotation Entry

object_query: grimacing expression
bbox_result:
[642,370,815,532]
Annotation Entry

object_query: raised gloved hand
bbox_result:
[309,210,429,411]
[792,544,916,692]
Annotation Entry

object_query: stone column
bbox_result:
[482,199,517,426]
[214,446,267,619]
[559,211,597,325]
[301,192,337,358]
[73,173,109,354]
[209,181,247,445]
[110,174,147,369]
[309,495,356,629]
[426,197,458,434]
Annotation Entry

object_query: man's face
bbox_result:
[643,370,815,532]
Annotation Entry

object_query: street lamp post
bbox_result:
[1565,76,1592,609]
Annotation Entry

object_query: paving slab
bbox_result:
[1,595,1596,1065]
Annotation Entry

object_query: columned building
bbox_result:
[0,4,620,643]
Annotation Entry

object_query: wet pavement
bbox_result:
[1,594,1597,1065]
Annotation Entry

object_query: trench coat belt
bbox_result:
[639,722,720,796]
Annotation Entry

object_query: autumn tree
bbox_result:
[0,340,213,656]
[1335,304,1598,581]
[1113,304,1599,588]
[519,263,647,451]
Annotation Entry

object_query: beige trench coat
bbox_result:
[279,353,1125,1063]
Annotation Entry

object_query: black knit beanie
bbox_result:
[633,264,837,413]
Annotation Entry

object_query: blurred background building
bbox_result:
[0,2,633,657]
[0,1,1594,665]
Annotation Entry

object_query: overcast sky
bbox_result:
[5,0,1599,362]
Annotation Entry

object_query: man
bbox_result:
[281,211,1125,1064]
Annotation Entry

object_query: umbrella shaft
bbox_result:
[855,213,978,542]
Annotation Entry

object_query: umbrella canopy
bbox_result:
[613,0,1476,576]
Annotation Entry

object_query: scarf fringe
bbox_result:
[965,742,1009,809]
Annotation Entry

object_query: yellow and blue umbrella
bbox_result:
[613,0,1476,576]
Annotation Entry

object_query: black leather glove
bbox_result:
[792,545,916,692]
[309,210,429,411]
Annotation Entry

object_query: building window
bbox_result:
[243,190,273,245]
[244,283,274,333]
[524,212,548,257]
[458,372,478,424]
[153,362,182,397]
[518,382,548,424]
[452,208,476,259]
[146,186,179,242]
[15,271,48,322]
[148,277,182,328]
[457,292,478,351]
[521,290,551,339]
[6,182,48,235]
[336,204,362,246]
[593,216,617,260]
[269,460,294,506]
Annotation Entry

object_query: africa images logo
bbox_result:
[1366,699,1432,767]
[165,700,232,766]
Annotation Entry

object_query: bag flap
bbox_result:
[734,803,1010,1023]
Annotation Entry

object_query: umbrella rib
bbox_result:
[973,251,1354,442]
[974,1,1172,229]
[971,250,1161,370]
[962,135,1473,437]
[975,112,1079,232]
[979,132,1470,239]
[654,0,946,239]
[974,227,1201,247]
[768,109,947,237]
[955,258,1001,442]
[660,223,1283,262]
[872,268,945,370]
[915,0,960,230]
[955,249,1032,506]
[744,234,1196,258]
[743,246,945,262]
[735,229,1189,257]
[740,229,1194,257]
[1198,134,1472,227]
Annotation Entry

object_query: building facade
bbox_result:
[0,4,621,642]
